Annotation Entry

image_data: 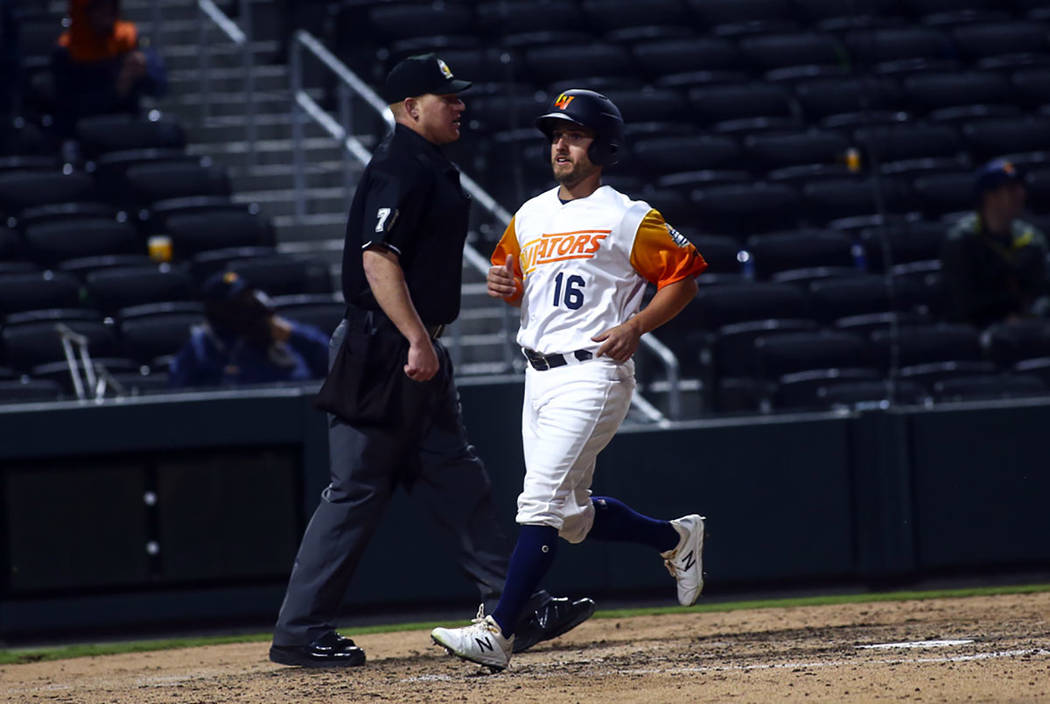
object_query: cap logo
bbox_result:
[554,93,575,110]
[223,271,239,285]
[437,59,453,79]
[1002,161,1016,175]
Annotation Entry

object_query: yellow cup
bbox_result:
[148,235,173,262]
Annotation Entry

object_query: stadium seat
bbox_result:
[271,294,345,337]
[690,182,802,235]
[711,116,803,135]
[686,0,796,26]
[900,0,995,15]
[927,104,1022,125]
[774,367,882,409]
[843,27,953,65]
[225,254,333,296]
[525,44,635,85]
[466,94,550,134]
[0,378,64,403]
[656,70,750,91]
[689,281,812,329]
[85,265,196,314]
[910,171,979,217]
[656,171,750,193]
[712,318,819,377]
[802,176,910,223]
[873,56,962,78]
[690,235,742,274]
[834,310,929,335]
[1024,166,1050,212]
[605,25,695,44]
[0,170,96,216]
[793,76,901,120]
[189,246,278,282]
[631,37,741,77]
[0,155,57,172]
[856,221,946,270]
[1,309,116,370]
[631,135,741,175]
[950,22,1049,60]
[75,114,186,159]
[639,188,703,229]
[744,130,850,170]
[599,89,687,125]
[771,265,862,288]
[0,271,82,315]
[0,225,21,260]
[809,274,924,322]
[59,254,156,277]
[753,329,872,378]
[902,71,1013,113]
[795,0,900,21]
[1011,67,1050,109]
[852,123,960,162]
[125,161,232,208]
[739,32,846,72]
[933,373,1046,402]
[983,319,1050,366]
[746,230,857,279]
[817,377,928,407]
[767,163,856,186]
[15,201,119,229]
[0,261,36,275]
[367,2,473,41]
[23,217,139,265]
[29,357,144,394]
[961,117,1050,162]
[687,83,796,124]
[871,323,982,370]
[475,0,585,35]
[163,208,275,258]
[118,302,207,364]
[581,0,690,31]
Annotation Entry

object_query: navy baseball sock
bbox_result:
[491,525,559,638]
[588,496,680,553]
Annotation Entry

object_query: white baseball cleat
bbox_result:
[661,514,706,606]
[431,606,514,672]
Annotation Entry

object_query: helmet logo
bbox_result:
[554,93,576,110]
[437,59,454,79]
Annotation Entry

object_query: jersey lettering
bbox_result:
[520,230,609,274]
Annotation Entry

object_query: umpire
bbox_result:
[269,54,594,667]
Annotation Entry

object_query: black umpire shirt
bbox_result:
[342,123,471,325]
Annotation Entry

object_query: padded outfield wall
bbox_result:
[0,382,1048,638]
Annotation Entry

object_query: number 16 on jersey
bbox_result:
[553,272,585,310]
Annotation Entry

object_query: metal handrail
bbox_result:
[197,0,256,167]
[288,31,681,421]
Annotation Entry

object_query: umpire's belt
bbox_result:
[346,305,444,339]
[522,347,593,371]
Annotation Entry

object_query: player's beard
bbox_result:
[552,155,599,189]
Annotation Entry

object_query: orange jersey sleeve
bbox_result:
[490,216,524,303]
[629,209,707,289]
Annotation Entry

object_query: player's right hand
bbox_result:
[404,337,439,381]
[487,255,519,299]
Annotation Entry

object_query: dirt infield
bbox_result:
[3,591,1049,703]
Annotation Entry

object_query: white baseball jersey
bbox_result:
[491,184,707,355]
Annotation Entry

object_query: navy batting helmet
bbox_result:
[535,89,625,166]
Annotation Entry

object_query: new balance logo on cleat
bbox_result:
[662,515,706,607]
[431,609,514,672]
[475,637,494,653]
[682,550,696,571]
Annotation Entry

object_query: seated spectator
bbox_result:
[50,0,167,138]
[169,271,330,388]
[941,159,1050,329]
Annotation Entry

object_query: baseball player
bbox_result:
[431,89,708,671]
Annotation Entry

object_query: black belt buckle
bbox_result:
[524,348,591,371]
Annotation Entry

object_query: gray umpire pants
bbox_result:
[272,320,510,646]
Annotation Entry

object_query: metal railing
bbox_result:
[197,0,257,167]
[287,31,682,421]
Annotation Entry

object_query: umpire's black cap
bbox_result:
[382,53,472,104]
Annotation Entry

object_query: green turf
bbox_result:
[2,583,1047,666]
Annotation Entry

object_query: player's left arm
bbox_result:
[593,209,706,362]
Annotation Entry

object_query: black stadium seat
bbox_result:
[85,265,196,313]
[599,89,687,124]
[818,378,928,407]
[857,221,946,270]
[738,32,846,72]
[843,27,953,65]
[910,171,978,217]
[901,0,995,15]
[690,182,801,235]
[0,170,96,215]
[164,209,274,257]
[687,83,796,124]
[933,373,1046,402]
[950,22,1050,60]
[23,218,139,265]
[774,367,882,409]
[271,294,345,337]
[1,309,117,370]
[525,44,635,85]
[744,130,850,170]
[1011,67,1050,108]
[753,329,872,378]
[475,1,584,36]
[0,378,64,403]
[631,37,741,76]
[961,117,1050,161]
[689,281,812,329]
[118,302,206,364]
[802,176,910,223]
[367,2,473,41]
[746,230,856,279]
[0,271,82,315]
[871,323,983,369]
[632,135,741,175]
[809,274,924,322]
[75,114,186,159]
[125,161,232,207]
[226,255,332,297]
[852,123,961,162]
[984,319,1050,366]
[581,0,690,31]
[686,0,796,26]
[795,0,899,21]
[793,76,901,119]
[902,71,1013,112]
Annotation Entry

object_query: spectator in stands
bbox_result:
[941,159,1050,329]
[50,0,167,139]
[168,271,329,388]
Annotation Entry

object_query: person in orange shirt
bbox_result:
[51,0,167,137]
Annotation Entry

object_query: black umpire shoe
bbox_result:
[269,631,366,667]
[512,596,596,654]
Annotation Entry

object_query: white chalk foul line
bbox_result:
[406,647,1050,683]
[856,639,976,650]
